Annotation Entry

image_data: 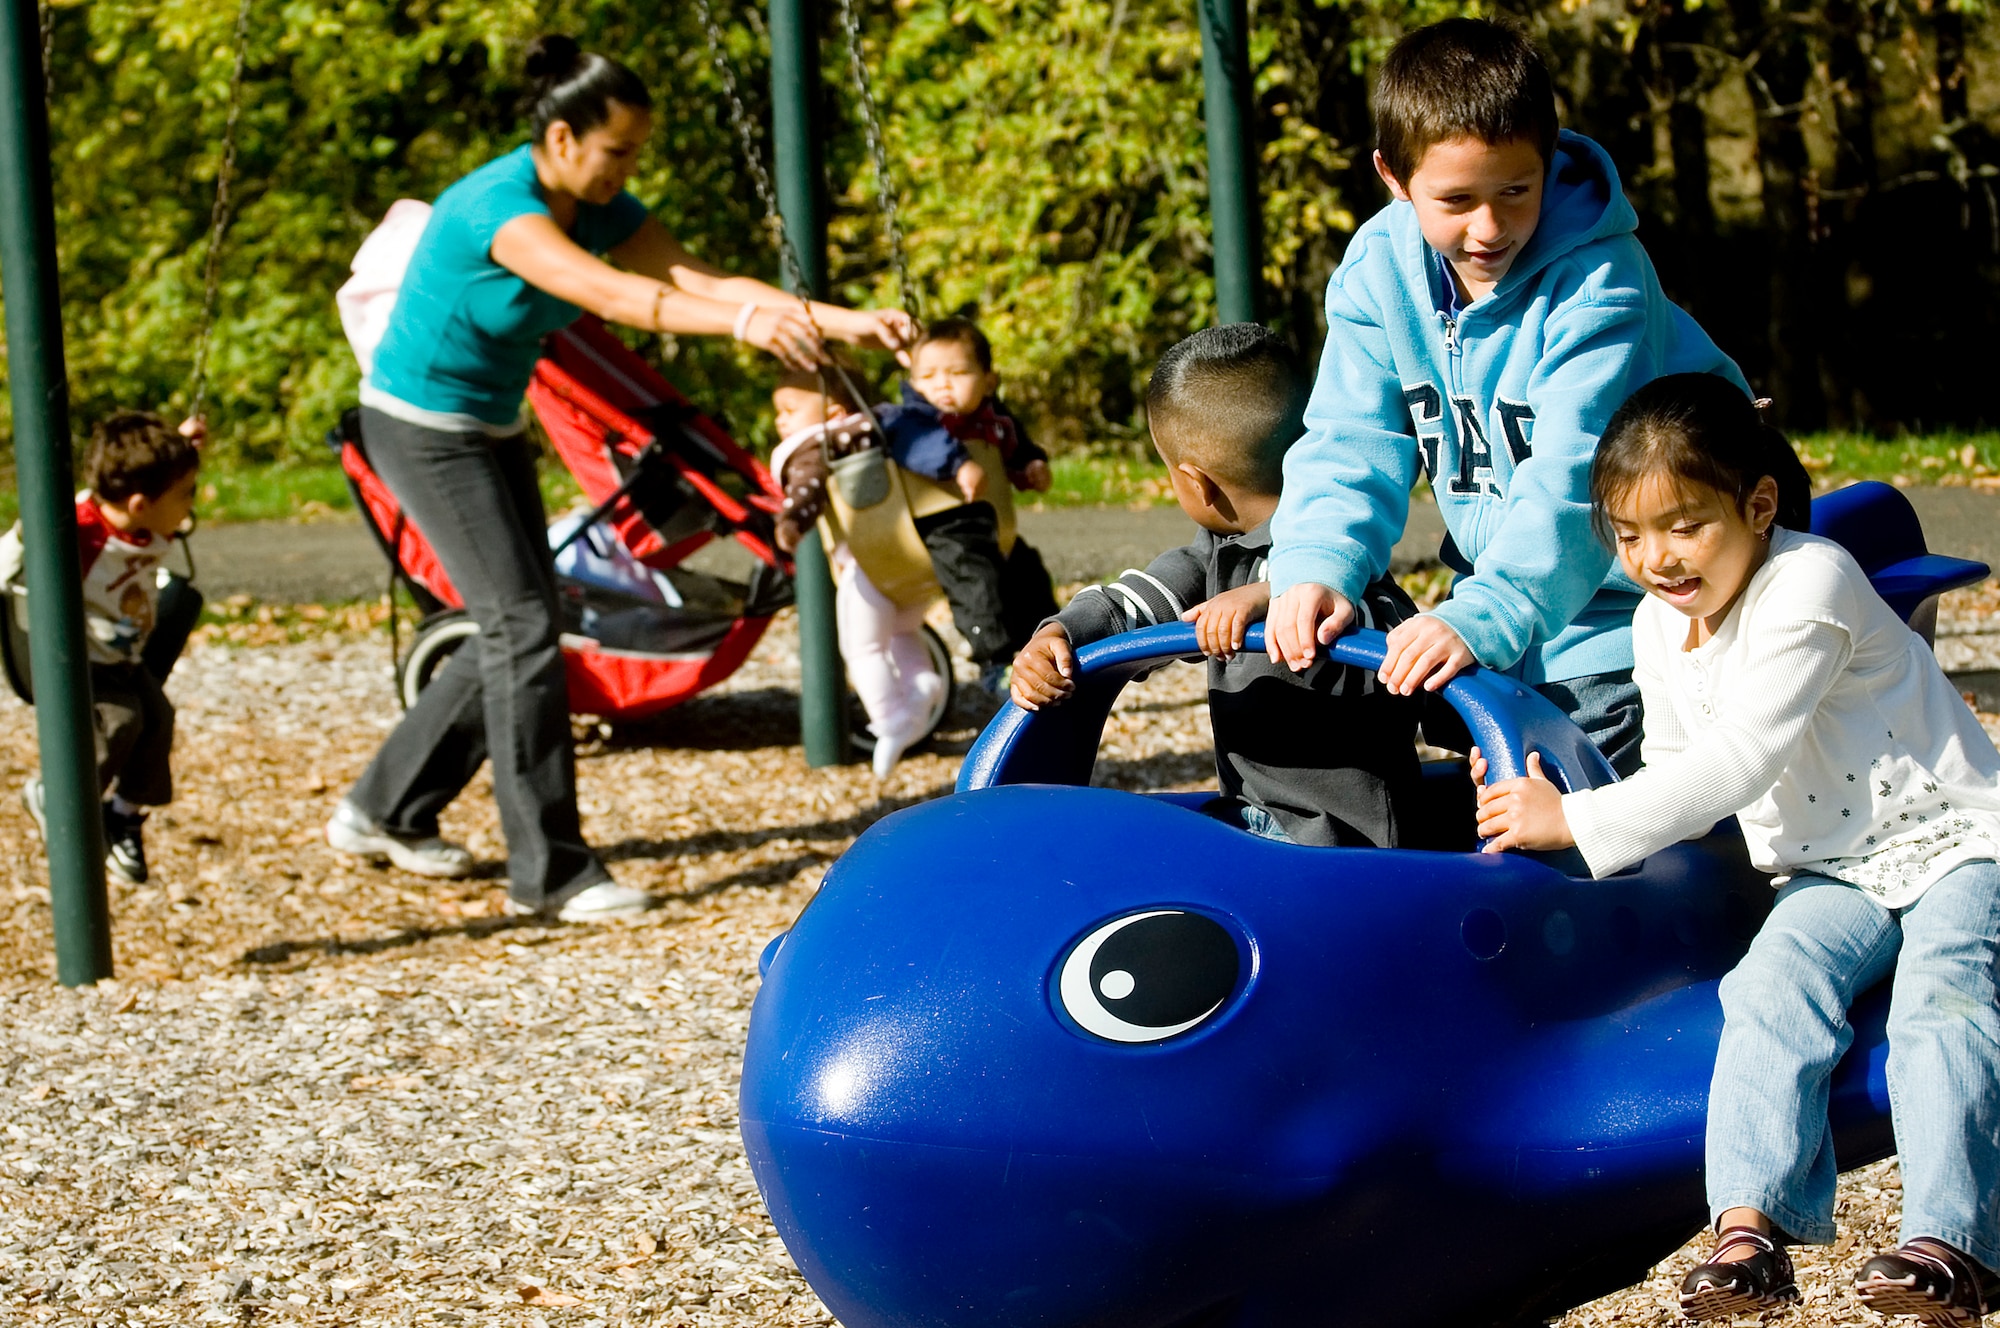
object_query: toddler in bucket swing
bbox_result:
[1474,374,2000,1326]
[873,317,1061,697]
[769,368,946,778]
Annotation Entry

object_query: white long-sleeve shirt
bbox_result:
[1562,528,2000,902]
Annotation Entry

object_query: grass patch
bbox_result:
[188,455,587,526]
[539,463,583,515]
[1796,432,2000,489]
[194,463,353,524]
[1017,453,1176,509]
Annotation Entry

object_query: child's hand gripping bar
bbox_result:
[958,624,1619,796]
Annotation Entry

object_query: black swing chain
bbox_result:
[689,0,886,443]
[690,0,826,337]
[831,0,919,320]
[186,0,255,424]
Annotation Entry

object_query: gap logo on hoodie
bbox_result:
[1404,384,1537,499]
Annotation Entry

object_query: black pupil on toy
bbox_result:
[1089,913,1238,1028]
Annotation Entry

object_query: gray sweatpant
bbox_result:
[92,661,173,806]
[343,408,610,908]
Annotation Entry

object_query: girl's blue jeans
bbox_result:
[1706,861,2000,1274]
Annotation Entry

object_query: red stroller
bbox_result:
[333,315,954,740]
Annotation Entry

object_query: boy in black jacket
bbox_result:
[1010,324,1422,847]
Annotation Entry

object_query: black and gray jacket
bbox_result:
[1052,519,1423,848]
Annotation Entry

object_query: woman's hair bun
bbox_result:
[524,34,583,85]
[523,36,651,142]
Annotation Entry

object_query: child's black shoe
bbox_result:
[1679,1226,1797,1320]
[1856,1239,1994,1326]
[103,802,149,885]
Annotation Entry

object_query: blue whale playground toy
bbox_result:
[740,482,1988,1328]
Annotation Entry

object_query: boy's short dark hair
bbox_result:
[87,410,198,504]
[913,317,993,372]
[1145,324,1305,495]
[1374,19,1559,185]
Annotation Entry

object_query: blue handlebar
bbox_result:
[958,624,1617,795]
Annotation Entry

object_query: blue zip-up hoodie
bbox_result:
[1269,130,1749,684]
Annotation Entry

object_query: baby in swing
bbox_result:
[1475,374,2000,1326]
[770,369,945,778]
[874,318,1060,697]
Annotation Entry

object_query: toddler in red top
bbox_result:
[0,410,199,883]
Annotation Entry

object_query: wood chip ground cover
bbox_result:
[3,595,1997,1326]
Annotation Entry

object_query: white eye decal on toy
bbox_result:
[1058,910,1241,1043]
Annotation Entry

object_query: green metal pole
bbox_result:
[770,0,849,768]
[1197,0,1260,324]
[0,0,112,984]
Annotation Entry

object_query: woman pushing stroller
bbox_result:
[326,34,914,921]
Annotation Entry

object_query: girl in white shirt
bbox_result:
[1473,373,2000,1326]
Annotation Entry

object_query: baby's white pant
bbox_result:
[832,546,940,737]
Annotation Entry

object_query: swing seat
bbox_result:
[1,568,205,705]
[824,437,1021,613]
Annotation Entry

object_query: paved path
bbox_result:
[184,485,1998,604]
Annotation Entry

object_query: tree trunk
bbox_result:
[1660,3,1718,238]
[1817,0,1881,428]
[1937,3,1967,130]
[1729,0,1825,427]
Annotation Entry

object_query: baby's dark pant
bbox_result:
[998,538,1059,655]
[92,661,174,806]
[915,502,1057,666]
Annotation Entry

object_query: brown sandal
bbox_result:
[1855,1238,1996,1327]
[1679,1225,1799,1320]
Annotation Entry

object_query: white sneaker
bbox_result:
[325,801,474,879]
[869,672,944,779]
[871,717,924,779]
[507,880,653,923]
[555,881,652,922]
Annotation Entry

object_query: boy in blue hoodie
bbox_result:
[1265,18,1749,774]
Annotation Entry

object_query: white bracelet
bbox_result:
[733,302,759,342]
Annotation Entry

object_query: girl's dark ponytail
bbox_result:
[1757,420,1814,532]
[523,34,651,142]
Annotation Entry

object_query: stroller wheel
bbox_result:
[398,611,481,711]
[849,624,956,756]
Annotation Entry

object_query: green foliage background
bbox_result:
[11,0,2000,475]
